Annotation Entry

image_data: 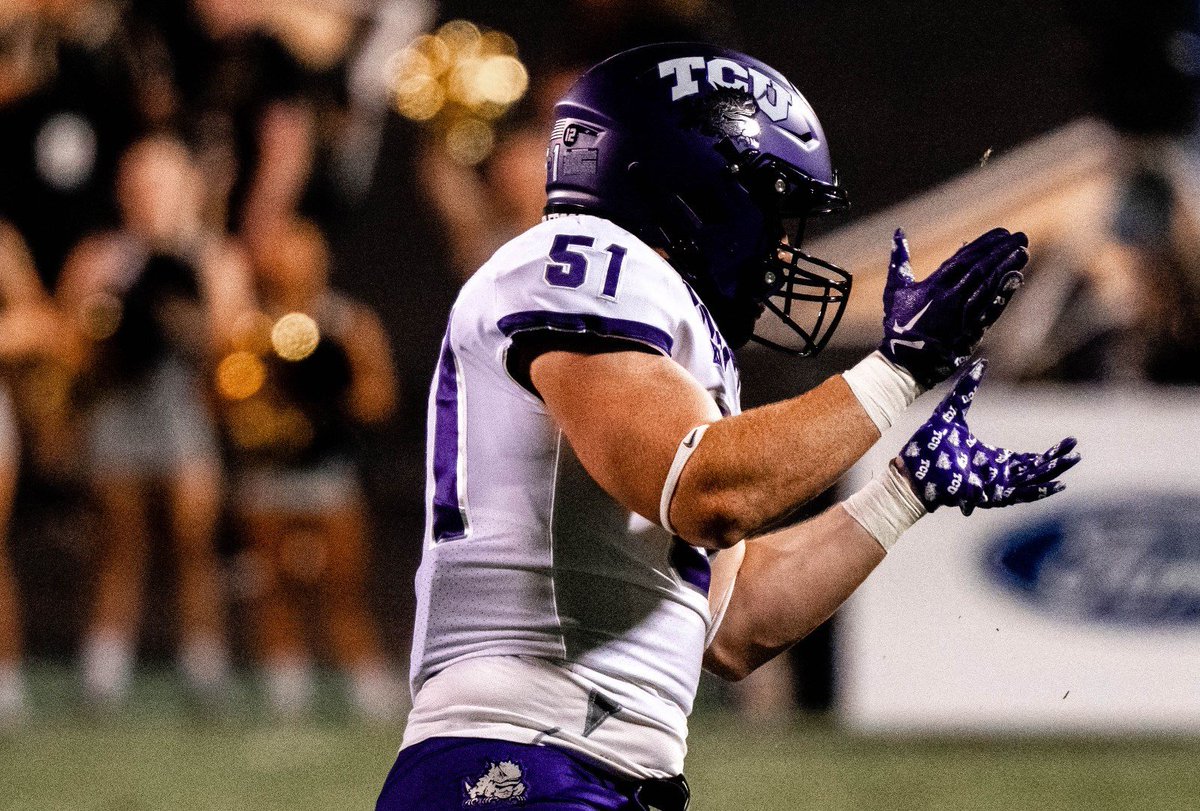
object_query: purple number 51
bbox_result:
[544,234,626,299]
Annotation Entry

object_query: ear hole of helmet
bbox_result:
[781,216,807,248]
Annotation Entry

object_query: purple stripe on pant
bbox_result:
[376,737,686,810]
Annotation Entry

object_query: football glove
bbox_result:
[881,228,1028,389]
[898,359,1080,515]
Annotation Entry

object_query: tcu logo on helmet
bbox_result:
[657,56,793,122]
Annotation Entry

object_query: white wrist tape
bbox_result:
[843,462,927,551]
[659,423,711,536]
[842,350,923,433]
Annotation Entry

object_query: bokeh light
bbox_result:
[445,118,495,167]
[216,351,267,401]
[437,19,482,58]
[477,55,528,105]
[389,20,528,165]
[224,399,315,453]
[225,399,275,450]
[270,312,320,361]
[395,73,446,121]
[275,405,315,451]
[479,30,518,57]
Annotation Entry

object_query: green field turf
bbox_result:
[3,669,1199,810]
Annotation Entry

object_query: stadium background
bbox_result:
[2,0,1199,807]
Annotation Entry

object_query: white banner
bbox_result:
[838,386,1200,733]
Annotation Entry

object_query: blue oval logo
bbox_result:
[985,494,1200,625]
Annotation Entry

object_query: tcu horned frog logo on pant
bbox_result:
[463,761,527,806]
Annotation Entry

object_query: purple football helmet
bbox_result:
[545,43,851,355]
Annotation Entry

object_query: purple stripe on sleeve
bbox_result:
[497,310,673,356]
[670,538,711,594]
[431,330,468,542]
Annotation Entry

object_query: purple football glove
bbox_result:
[898,359,1080,516]
[881,228,1028,389]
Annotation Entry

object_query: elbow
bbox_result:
[703,638,755,682]
[673,489,752,550]
[705,522,748,552]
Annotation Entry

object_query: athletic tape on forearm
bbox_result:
[841,350,923,433]
[842,462,927,551]
[660,423,711,536]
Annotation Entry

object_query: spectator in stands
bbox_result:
[416,0,734,281]
[57,135,247,708]
[419,118,554,282]
[0,0,163,288]
[0,222,77,724]
[221,217,399,720]
[137,0,319,240]
[990,155,1200,384]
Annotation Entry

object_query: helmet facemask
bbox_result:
[753,234,852,356]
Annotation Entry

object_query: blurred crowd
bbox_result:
[988,0,1200,383]
[2,0,1199,733]
[0,0,420,723]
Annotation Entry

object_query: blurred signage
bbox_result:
[987,496,1200,626]
[838,388,1200,733]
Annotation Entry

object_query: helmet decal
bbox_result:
[657,55,794,123]
[680,88,761,148]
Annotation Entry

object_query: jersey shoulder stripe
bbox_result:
[497,310,673,356]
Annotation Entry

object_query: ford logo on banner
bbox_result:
[986,495,1200,625]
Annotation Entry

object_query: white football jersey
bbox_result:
[404,214,741,778]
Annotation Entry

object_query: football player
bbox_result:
[377,44,1080,810]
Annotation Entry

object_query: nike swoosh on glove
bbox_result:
[880,228,1028,390]
[898,359,1080,515]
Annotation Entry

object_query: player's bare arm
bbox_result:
[532,348,874,549]
[704,506,882,680]
[532,227,1032,550]
[705,360,1080,680]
